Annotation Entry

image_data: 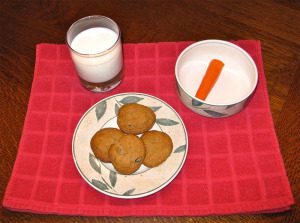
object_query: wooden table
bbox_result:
[1,1,299,222]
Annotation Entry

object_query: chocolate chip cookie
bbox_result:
[117,103,156,135]
[141,130,173,168]
[109,134,146,175]
[90,128,124,163]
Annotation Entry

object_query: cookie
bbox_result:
[141,130,173,168]
[117,103,156,135]
[90,128,124,163]
[109,134,146,175]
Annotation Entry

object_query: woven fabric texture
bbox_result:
[3,41,294,216]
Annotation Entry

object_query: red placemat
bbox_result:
[3,41,294,216]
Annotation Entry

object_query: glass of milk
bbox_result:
[66,16,123,92]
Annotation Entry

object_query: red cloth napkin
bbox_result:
[3,41,294,216]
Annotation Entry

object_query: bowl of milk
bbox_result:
[175,40,258,118]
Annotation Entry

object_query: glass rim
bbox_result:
[65,15,121,57]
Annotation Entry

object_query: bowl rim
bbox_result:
[175,39,258,106]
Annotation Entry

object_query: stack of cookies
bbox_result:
[90,103,173,175]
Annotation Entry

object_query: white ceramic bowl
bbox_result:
[175,40,258,118]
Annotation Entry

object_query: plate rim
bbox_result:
[72,92,188,199]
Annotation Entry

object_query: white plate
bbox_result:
[72,93,188,199]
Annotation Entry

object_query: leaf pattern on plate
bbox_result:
[203,109,227,117]
[74,93,188,198]
[120,96,143,104]
[92,179,109,191]
[174,145,186,153]
[149,106,161,112]
[95,101,107,121]
[156,118,179,126]
[89,153,101,174]
[192,99,204,107]
[109,170,117,187]
[123,188,135,196]
[115,103,119,116]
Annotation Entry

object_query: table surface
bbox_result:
[1,0,299,222]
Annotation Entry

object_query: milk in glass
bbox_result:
[67,16,123,92]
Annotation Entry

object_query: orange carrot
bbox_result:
[195,59,224,100]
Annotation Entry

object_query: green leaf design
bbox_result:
[149,106,161,112]
[115,103,119,116]
[174,145,186,153]
[156,118,179,126]
[192,99,204,107]
[89,153,101,174]
[203,109,227,117]
[120,96,143,104]
[95,101,107,121]
[109,170,117,187]
[226,104,236,109]
[92,179,109,191]
[123,188,135,196]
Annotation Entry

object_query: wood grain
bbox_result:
[1,0,299,222]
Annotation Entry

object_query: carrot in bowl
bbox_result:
[195,59,224,101]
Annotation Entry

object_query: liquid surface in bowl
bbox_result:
[179,60,251,104]
[177,42,257,105]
